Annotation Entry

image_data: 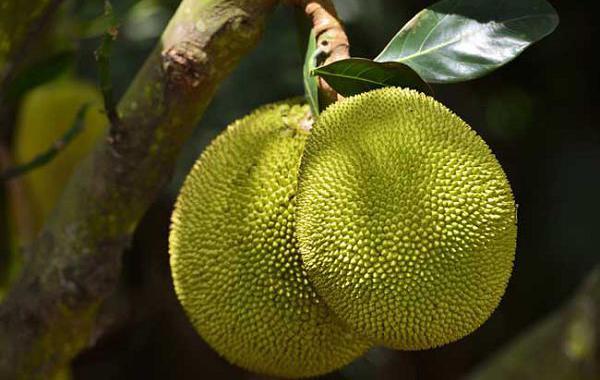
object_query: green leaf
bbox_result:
[313,58,432,97]
[375,0,559,83]
[303,29,320,117]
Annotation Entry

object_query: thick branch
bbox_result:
[0,0,277,378]
[291,0,349,105]
[468,266,600,380]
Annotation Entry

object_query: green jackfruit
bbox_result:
[169,100,369,378]
[13,79,107,231]
[296,88,517,350]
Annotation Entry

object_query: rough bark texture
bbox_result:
[0,0,277,378]
[468,266,600,380]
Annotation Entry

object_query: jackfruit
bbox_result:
[296,88,517,350]
[13,78,107,231]
[169,100,369,378]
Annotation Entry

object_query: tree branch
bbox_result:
[290,0,349,105]
[0,0,277,378]
[468,266,600,380]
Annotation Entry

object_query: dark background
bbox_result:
[2,0,599,378]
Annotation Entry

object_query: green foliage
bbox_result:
[0,0,52,69]
[303,30,319,117]
[12,79,107,230]
[313,58,432,97]
[311,0,558,97]
[3,51,75,103]
[1,104,90,182]
[374,0,559,83]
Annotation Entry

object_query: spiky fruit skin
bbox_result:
[297,88,517,350]
[14,79,107,229]
[169,100,369,378]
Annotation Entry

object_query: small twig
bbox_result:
[94,1,120,135]
[0,104,90,181]
[289,0,350,106]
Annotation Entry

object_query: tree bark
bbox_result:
[468,266,600,380]
[0,0,277,378]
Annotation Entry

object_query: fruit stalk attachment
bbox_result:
[290,0,350,106]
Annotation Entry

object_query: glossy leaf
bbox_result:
[313,58,432,97]
[303,29,320,116]
[375,0,559,83]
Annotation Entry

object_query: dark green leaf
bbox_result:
[5,51,74,102]
[375,0,559,83]
[303,29,319,117]
[313,58,432,97]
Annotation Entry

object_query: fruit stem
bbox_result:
[289,0,350,106]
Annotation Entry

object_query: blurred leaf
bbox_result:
[303,29,319,117]
[0,104,90,182]
[313,58,432,97]
[123,0,171,41]
[5,51,74,102]
[79,13,116,39]
[375,0,559,83]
